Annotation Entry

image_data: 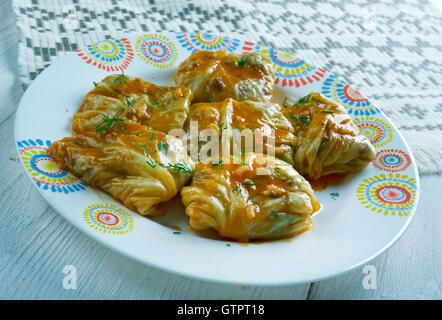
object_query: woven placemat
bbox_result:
[12,0,442,174]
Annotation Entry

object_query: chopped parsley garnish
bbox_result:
[226,243,231,247]
[145,158,194,174]
[298,95,308,105]
[140,143,147,156]
[321,110,334,114]
[233,184,242,195]
[158,140,163,151]
[243,180,256,187]
[282,97,290,109]
[93,81,98,87]
[173,231,181,235]
[113,72,127,84]
[94,112,125,133]
[146,156,157,168]
[236,56,248,67]
[330,192,340,200]
[270,210,279,218]
[168,159,195,174]
[300,115,310,124]
[271,166,281,176]
[149,134,156,142]
[151,98,160,106]
[212,160,223,169]
[246,125,256,132]
[75,140,82,146]
[209,97,216,103]
[124,97,133,110]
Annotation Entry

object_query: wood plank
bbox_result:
[307,174,442,299]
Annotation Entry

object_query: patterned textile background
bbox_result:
[11,0,442,174]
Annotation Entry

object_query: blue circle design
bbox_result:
[17,138,87,194]
[383,155,401,166]
[30,153,68,178]
[321,75,380,116]
[176,32,240,53]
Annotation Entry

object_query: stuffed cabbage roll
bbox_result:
[188,98,296,165]
[181,153,320,242]
[282,91,376,180]
[72,74,192,135]
[48,122,194,216]
[175,50,274,103]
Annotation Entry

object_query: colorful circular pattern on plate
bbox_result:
[355,116,393,148]
[356,173,417,216]
[75,38,134,72]
[243,42,326,87]
[84,203,134,235]
[176,32,240,52]
[321,75,380,115]
[17,139,87,193]
[136,34,178,69]
[372,149,411,172]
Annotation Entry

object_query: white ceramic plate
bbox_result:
[14,32,420,286]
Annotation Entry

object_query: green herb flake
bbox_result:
[75,140,82,146]
[330,192,340,200]
[94,113,125,133]
[173,231,181,235]
[226,243,231,247]
[212,160,223,169]
[270,210,279,218]
[236,56,248,67]
[93,81,98,87]
[113,72,127,84]
[282,97,290,109]
[140,143,147,156]
[167,159,195,174]
[149,134,156,142]
[158,140,163,151]
[151,98,160,106]
[300,115,310,125]
[271,167,281,176]
[243,180,256,187]
[146,156,157,168]
[233,184,242,196]
[246,125,256,132]
[321,110,334,114]
[298,95,308,105]
[124,97,133,110]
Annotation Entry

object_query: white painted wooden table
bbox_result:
[0,1,440,299]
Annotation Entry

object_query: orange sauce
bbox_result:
[169,225,182,231]
[307,173,349,191]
